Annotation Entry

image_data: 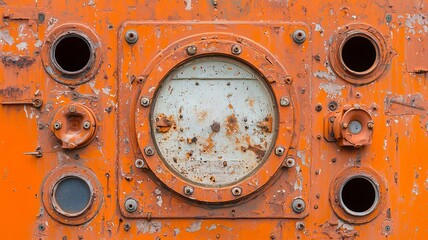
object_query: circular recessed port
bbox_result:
[340,35,378,75]
[52,33,93,75]
[339,175,379,216]
[53,176,92,216]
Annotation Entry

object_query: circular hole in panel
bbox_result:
[341,36,377,73]
[151,56,277,188]
[52,34,92,74]
[54,176,92,215]
[340,176,379,216]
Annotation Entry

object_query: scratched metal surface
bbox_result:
[0,0,427,239]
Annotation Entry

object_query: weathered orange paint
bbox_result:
[0,0,427,239]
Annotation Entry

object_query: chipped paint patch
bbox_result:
[185,0,192,10]
[174,228,180,236]
[207,224,217,231]
[136,221,162,234]
[0,30,14,45]
[405,14,428,35]
[319,82,345,98]
[16,42,28,51]
[412,182,419,195]
[34,40,43,48]
[186,221,202,232]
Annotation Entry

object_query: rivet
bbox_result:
[315,103,322,112]
[135,159,145,168]
[231,186,242,196]
[124,223,131,231]
[83,121,91,130]
[275,146,285,156]
[140,97,150,107]
[69,105,76,113]
[231,44,242,55]
[367,121,374,129]
[293,29,307,44]
[285,157,295,168]
[125,30,138,44]
[186,45,197,55]
[124,198,138,213]
[38,224,46,231]
[296,222,305,230]
[342,123,348,129]
[292,198,306,213]
[53,121,62,130]
[280,97,290,107]
[32,99,43,108]
[184,186,194,195]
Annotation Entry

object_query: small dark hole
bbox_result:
[54,34,91,73]
[341,36,377,73]
[341,177,376,214]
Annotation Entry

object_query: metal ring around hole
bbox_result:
[339,175,379,216]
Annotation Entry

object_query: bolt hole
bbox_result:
[53,34,92,74]
[340,176,378,216]
[341,36,377,73]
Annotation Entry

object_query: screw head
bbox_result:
[144,146,155,156]
[32,99,43,108]
[292,198,306,213]
[231,186,242,196]
[285,157,295,168]
[315,103,322,112]
[135,158,145,168]
[38,224,46,231]
[186,45,197,55]
[275,146,285,156]
[69,105,76,113]
[184,186,194,195]
[124,223,131,231]
[296,222,305,230]
[293,30,307,44]
[124,198,138,213]
[53,121,62,130]
[280,97,290,107]
[231,44,242,55]
[83,121,91,130]
[140,97,150,107]
[125,30,138,44]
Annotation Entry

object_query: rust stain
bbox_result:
[211,121,220,133]
[156,114,175,133]
[1,55,35,68]
[257,115,273,133]
[0,87,24,99]
[320,221,359,239]
[197,111,207,121]
[241,144,266,159]
[225,114,239,135]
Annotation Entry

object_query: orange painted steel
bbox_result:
[0,1,427,239]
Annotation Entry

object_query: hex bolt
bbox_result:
[144,146,155,156]
[296,222,305,230]
[124,198,138,213]
[124,223,131,231]
[69,105,76,113]
[53,121,62,130]
[275,146,285,156]
[285,157,295,168]
[231,187,242,196]
[135,158,145,168]
[186,45,197,55]
[367,121,374,129]
[140,97,150,107]
[280,97,290,107]
[293,29,307,44]
[83,121,91,130]
[315,103,322,112]
[231,44,242,55]
[125,30,138,44]
[183,186,194,196]
[292,198,306,213]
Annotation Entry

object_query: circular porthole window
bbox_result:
[53,176,92,216]
[134,36,294,203]
[151,56,277,187]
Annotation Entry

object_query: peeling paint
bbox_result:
[0,30,14,45]
[16,42,28,51]
[136,221,162,234]
[186,221,202,232]
[319,82,345,98]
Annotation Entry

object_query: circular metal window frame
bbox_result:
[51,176,94,217]
[330,166,387,224]
[339,175,380,217]
[134,33,295,203]
[42,165,102,225]
[329,24,390,85]
[41,23,102,86]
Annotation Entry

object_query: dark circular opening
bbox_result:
[340,177,377,215]
[341,36,377,73]
[54,176,91,214]
[53,34,92,73]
